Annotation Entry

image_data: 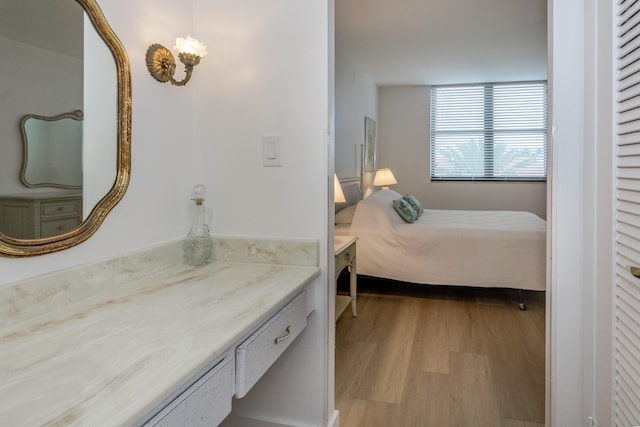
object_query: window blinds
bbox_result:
[430,82,547,181]
[615,0,640,425]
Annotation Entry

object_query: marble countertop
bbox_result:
[0,249,319,426]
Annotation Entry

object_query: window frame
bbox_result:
[429,81,548,183]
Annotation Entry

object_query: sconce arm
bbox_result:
[168,65,194,87]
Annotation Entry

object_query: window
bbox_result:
[429,81,547,181]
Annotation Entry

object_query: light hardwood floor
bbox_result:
[335,284,545,427]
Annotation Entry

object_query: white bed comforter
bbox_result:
[336,190,546,291]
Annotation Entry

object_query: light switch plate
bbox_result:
[262,136,281,167]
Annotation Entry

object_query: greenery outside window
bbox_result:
[429,81,547,181]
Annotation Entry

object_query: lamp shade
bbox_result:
[372,168,398,188]
[334,174,346,203]
[174,35,207,58]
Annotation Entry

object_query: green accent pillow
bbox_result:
[403,194,424,217]
[393,199,417,223]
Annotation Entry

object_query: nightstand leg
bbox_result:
[348,259,357,317]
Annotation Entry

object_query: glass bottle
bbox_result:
[183,184,213,266]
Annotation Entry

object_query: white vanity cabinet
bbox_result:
[141,289,308,427]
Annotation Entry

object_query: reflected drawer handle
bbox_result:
[274,326,291,344]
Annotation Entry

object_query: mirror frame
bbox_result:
[0,0,131,257]
[20,110,84,190]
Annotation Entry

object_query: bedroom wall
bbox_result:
[377,85,547,219]
[335,45,377,191]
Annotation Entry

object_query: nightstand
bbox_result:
[334,234,357,321]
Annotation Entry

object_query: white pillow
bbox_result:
[349,189,405,232]
[335,205,357,224]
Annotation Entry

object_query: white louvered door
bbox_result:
[616,1,640,425]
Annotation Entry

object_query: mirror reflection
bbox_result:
[20,110,83,189]
[0,0,119,242]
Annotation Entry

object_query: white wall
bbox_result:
[191,2,330,424]
[377,85,548,218]
[335,45,377,189]
[194,1,328,240]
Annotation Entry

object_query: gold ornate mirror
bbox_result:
[0,0,131,257]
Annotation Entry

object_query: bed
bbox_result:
[334,182,546,293]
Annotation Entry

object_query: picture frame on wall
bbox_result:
[364,116,376,173]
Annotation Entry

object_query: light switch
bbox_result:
[266,142,277,159]
[263,136,281,167]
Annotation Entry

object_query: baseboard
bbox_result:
[220,415,291,427]
[222,414,340,427]
[327,409,340,427]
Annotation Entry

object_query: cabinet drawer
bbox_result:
[335,248,354,277]
[235,291,307,398]
[41,199,81,217]
[40,217,81,238]
[149,357,233,427]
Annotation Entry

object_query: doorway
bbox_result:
[333,0,550,424]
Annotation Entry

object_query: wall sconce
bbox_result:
[146,35,207,86]
[372,168,398,190]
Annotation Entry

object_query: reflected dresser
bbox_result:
[0,192,82,239]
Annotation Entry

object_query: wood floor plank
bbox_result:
[412,297,450,374]
[335,340,376,421]
[449,301,507,355]
[335,291,545,427]
[342,294,403,343]
[355,296,421,403]
[448,301,482,354]
[449,351,501,427]
[516,303,546,368]
[336,293,372,343]
[399,371,449,426]
[341,399,398,426]
[448,300,545,422]
[485,306,545,423]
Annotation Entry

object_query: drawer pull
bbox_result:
[57,207,65,212]
[274,326,291,344]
